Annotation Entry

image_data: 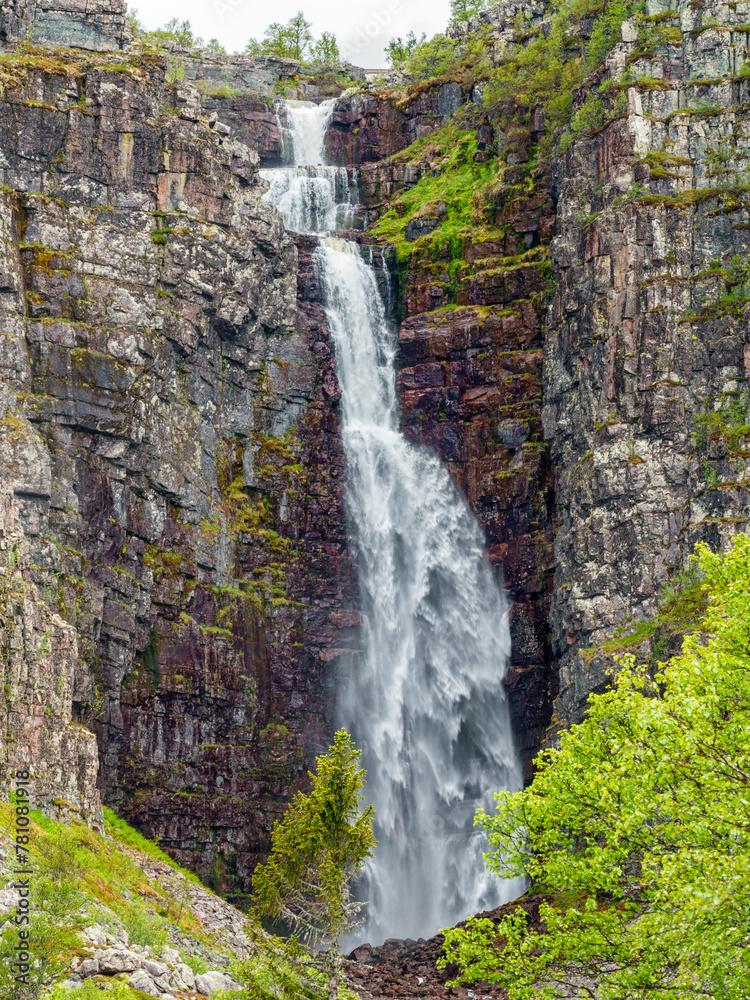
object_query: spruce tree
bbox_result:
[253,731,375,1000]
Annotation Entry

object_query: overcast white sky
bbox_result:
[132,0,451,68]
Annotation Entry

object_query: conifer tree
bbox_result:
[253,731,375,1000]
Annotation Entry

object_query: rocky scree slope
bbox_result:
[0,801,311,998]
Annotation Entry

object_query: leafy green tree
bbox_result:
[250,23,293,58]
[449,0,491,22]
[310,31,340,66]
[441,533,750,999]
[132,16,208,53]
[146,17,204,50]
[206,38,227,56]
[287,11,314,61]
[253,730,376,1000]
[246,11,313,61]
[385,31,427,67]
[126,8,144,37]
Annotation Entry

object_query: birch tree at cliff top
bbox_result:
[441,533,750,1000]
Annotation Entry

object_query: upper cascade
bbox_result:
[260,99,357,233]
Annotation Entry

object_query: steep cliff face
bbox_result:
[4,0,750,912]
[0,35,359,901]
[0,486,103,826]
[545,0,750,728]
[0,0,131,50]
[329,81,466,168]
[327,0,750,759]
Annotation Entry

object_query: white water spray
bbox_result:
[316,240,523,943]
[263,101,523,946]
[260,100,356,232]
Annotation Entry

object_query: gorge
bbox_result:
[1,0,750,990]
[260,97,522,944]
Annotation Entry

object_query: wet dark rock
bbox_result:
[404,218,440,241]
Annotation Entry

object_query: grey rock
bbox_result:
[82,925,108,947]
[498,419,530,450]
[172,963,197,990]
[142,959,170,979]
[97,948,139,975]
[128,969,163,997]
[78,958,99,978]
[404,217,440,242]
[195,970,241,995]
[0,889,19,915]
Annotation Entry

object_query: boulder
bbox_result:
[142,959,170,979]
[171,963,197,990]
[78,958,99,978]
[82,925,108,947]
[129,969,162,997]
[0,889,19,915]
[97,948,139,974]
[195,970,242,995]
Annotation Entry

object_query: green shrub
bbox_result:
[121,901,170,952]
[484,0,644,142]
[694,390,750,452]
[441,533,750,997]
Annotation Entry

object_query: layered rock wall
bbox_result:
[0,42,359,900]
[0,0,131,51]
[545,0,750,726]
[329,81,466,167]
[0,487,103,826]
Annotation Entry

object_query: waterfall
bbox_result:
[316,240,523,943]
[260,99,356,233]
[263,101,523,946]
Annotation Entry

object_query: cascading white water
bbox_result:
[260,99,356,233]
[263,100,523,946]
[315,240,523,944]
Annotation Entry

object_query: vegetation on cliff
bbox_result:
[441,534,750,997]
[370,0,640,303]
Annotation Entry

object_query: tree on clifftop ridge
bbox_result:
[246,11,338,64]
[253,730,375,1000]
[441,533,750,998]
[449,0,492,22]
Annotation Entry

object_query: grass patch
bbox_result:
[597,565,710,659]
[370,121,497,262]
